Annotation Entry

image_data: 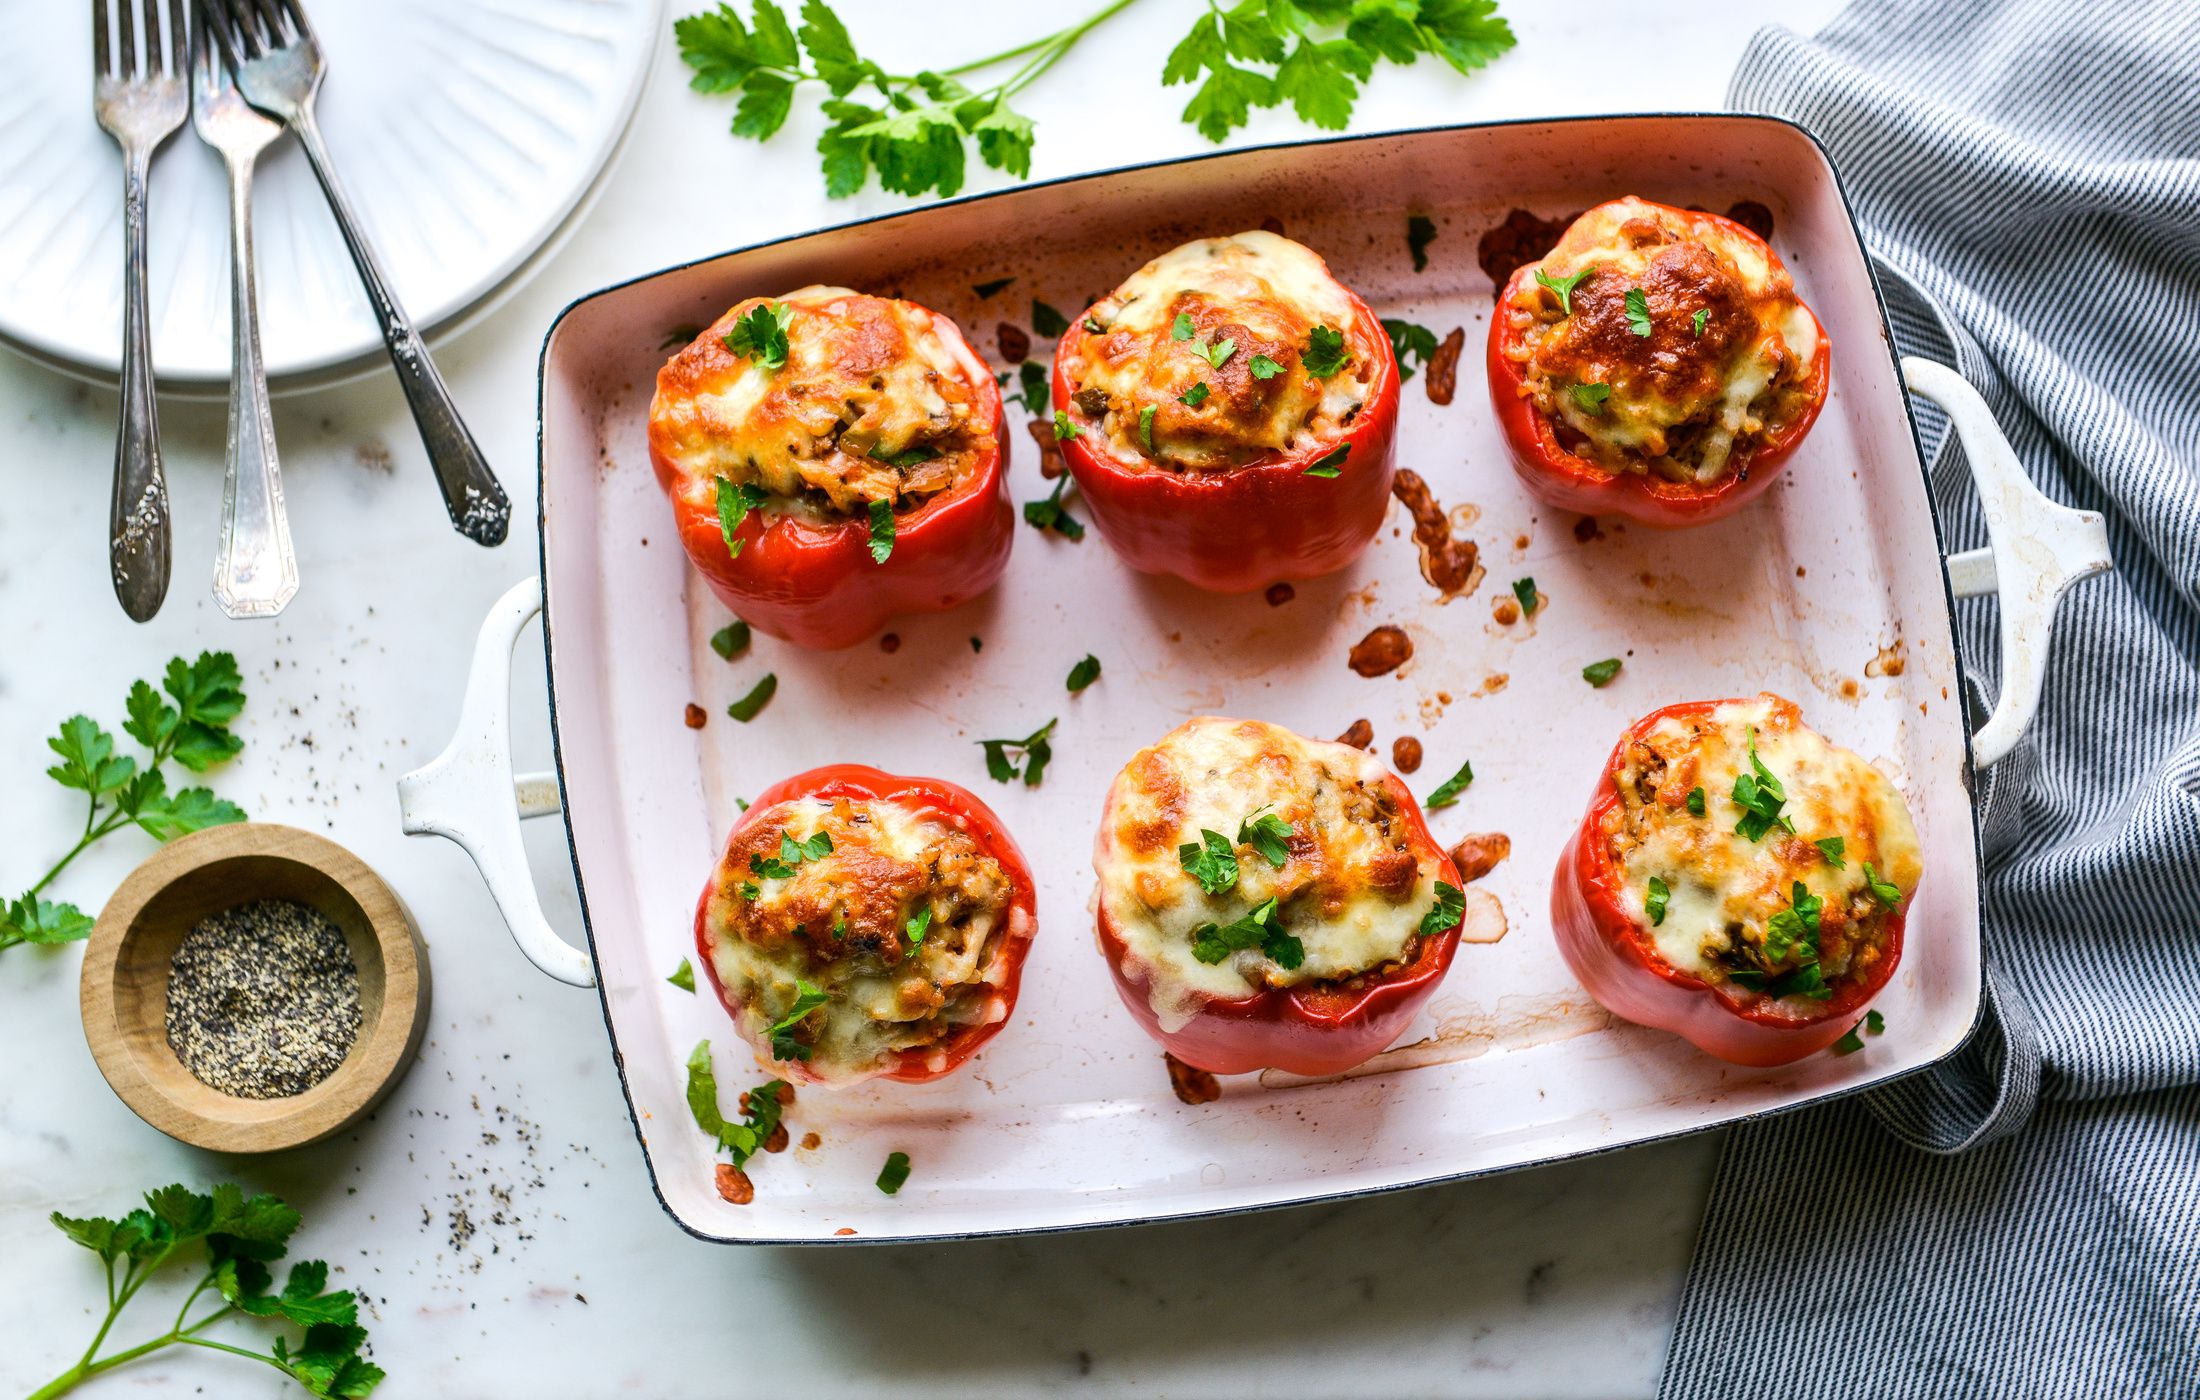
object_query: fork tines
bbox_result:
[197,0,317,63]
[95,0,191,77]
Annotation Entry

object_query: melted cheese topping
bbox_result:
[1601,695,1922,1010]
[1093,717,1442,1032]
[1500,198,1821,483]
[649,286,994,523]
[1058,233,1377,473]
[700,795,1023,1084]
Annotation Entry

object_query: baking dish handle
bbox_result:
[1902,357,2112,769]
[396,576,594,988]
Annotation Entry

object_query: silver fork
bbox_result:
[197,0,510,547]
[93,0,189,622]
[193,21,297,618]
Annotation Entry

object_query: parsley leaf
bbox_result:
[1571,382,1612,413]
[977,718,1057,786]
[1624,287,1653,337]
[1511,577,1538,616]
[1407,213,1437,271]
[1383,318,1439,382]
[710,620,752,659]
[767,978,833,1061]
[1832,1007,1886,1056]
[1304,443,1348,478]
[1302,324,1349,378]
[1646,875,1670,926]
[1031,299,1069,338]
[1692,307,1710,337]
[1202,336,1238,370]
[1864,863,1904,910]
[715,477,770,559]
[1424,757,1475,809]
[905,906,932,951]
[685,1040,788,1166]
[1066,654,1102,692]
[1172,311,1196,341]
[973,277,1014,298]
[1189,896,1299,968]
[1581,657,1623,687]
[1731,731,1796,841]
[1420,880,1466,937]
[1250,353,1284,379]
[876,1151,913,1195]
[1139,404,1158,450]
[1238,809,1294,868]
[1016,360,1049,415]
[1179,829,1241,895]
[1052,409,1083,440]
[723,301,795,368]
[1180,382,1212,407]
[668,958,697,993]
[1535,265,1590,315]
[1815,836,1847,869]
[1023,477,1086,541]
[1686,786,1706,817]
[867,498,896,563]
[727,674,778,722]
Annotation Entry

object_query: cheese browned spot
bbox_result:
[1058,232,1377,473]
[700,795,1023,1084]
[1501,198,1821,484]
[650,286,993,525]
[1095,717,1446,1032]
[1598,694,1921,1010]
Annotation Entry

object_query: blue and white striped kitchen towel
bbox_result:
[1662,2,2200,1395]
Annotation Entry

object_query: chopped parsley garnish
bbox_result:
[1201,336,1238,369]
[1238,809,1293,868]
[1686,786,1706,817]
[1302,324,1349,378]
[1023,476,1086,541]
[1581,657,1623,687]
[832,912,846,939]
[1511,577,1538,616]
[1172,311,1196,341]
[684,1040,786,1167]
[1250,353,1284,380]
[1139,404,1158,449]
[714,477,770,559]
[1624,287,1653,337]
[869,442,938,469]
[1731,731,1796,841]
[1052,409,1083,440]
[722,301,794,369]
[1407,213,1437,272]
[905,906,932,951]
[1764,881,1822,964]
[978,718,1056,786]
[1863,863,1904,910]
[1424,758,1475,809]
[1190,896,1300,969]
[876,1151,912,1195]
[1066,654,1101,692]
[1179,382,1211,407]
[1304,443,1348,478]
[1178,829,1241,895]
[1383,318,1438,382]
[750,829,833,882]
[710,620,751,659]
[973,277,1014,299]
[727,674,777,723]
[1015,360,1049,414]
[739,880,760,901]
[1083,316,1105,334]
[1420,880,1465,936]
[1645,876,1670,926]
[1571,382,1612,413]
[667,958,696,992]
[1815,836,1847,869]
[1535,266,1591,316]
[1031,299,1069,338]
[1692,307,1710,337]
[766,979,832,1061]
[867,499,896,563]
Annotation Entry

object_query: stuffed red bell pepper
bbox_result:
[649,287,1012,649]
[1092,717,1463,1076]
[1050,232,1399,592]
[694,764,1037,1086]
[1486,197,1830,527]
[1551,693,1922,1066]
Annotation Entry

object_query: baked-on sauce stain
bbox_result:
[1166,1052,1222,1105]
[996,321,1031,364]
[1347,626,1413,678]
[1390,469,1481,600]
[1265,582,1296,607]
[1391,736,1423,773]
[714,1164,754,1204]
[1478,208,1580,289]
[1425,327,1465,405]
[684,703,707,729]
[1336,717,1375,750]
[1449,832,1511,883]
[1025,417,1065,478]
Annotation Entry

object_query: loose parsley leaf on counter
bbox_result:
[1420,881,1466,937]
[715,477,770,559]
[1407,213,1437,271]
[1304,443,1348,478]
[867,499,896,563]
[767,979,833,1061]
[1571,382,1612,413]
[1383,318,1438,382]
[1424,758,1475,809]
[1016,360,1049,414]
[1511,577,1538,616]
[1066,654,1102,692]
[1832,1008,1886,1055]
[1536,266,1591,315]
[710,620,752,659]
[1581,657,1623,688]
[1023,476,1086,540]
[1179,382,1211,407]
[1238,809,1293,868]
[973,277,1014,298]
[727,673,778,723]
[1731,732,1795,840]
[1686,786,1707,817]
[1302,324,1348,378]
[1864,863,1904,910]
[723,300,794,368]
[1646,876,1670,926]
[877,1151,913,1195]
[1815,836,1847,869]
[1031,299,1069,337]
[1179,829,1241,895]
[1624,287,1653,337]
[687,1041,788,1163]
[970,636,984,653]
[668,958,697,993]
[978,718,1057,786]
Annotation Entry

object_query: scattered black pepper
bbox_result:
[166,899,361,1099]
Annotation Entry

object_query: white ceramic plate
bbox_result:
[0,0,660,391]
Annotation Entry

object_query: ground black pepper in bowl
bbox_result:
[166,898,363,1099]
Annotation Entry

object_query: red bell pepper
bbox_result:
[1094,767,1462,1077]
[1049,288,1400,593]
[650,312,1013,650]
[694,764,1038,1086]
[1550,700,1906,1067]
[1485,201,1830,528]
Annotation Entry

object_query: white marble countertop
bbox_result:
[0,1,1842,1394]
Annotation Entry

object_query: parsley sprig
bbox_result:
[1190,895,1303,969]
[4,654,247,955]
[32,1183,382,1399]
[686,1040,790,1163]
[1383,318,1438,382]
[979,719,1057,785]
[1731,731,1796,841]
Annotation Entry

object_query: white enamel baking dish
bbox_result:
[397,115,2109,1244]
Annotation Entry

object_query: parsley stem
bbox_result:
[940,0,1142,82]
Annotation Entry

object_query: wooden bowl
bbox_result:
[80,823,430,1154]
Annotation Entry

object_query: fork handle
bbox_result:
[292,111,510,546]
[111,145,171,621]
[215,147,299,618]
